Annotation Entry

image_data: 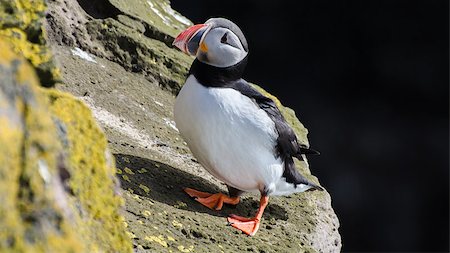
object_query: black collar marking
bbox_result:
[189,60,322,189]
[188,55,248,87]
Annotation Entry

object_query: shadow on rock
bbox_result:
[114,153,288,221]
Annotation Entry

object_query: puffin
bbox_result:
[173,18,323,236]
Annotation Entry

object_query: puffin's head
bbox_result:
[173,18,249,68]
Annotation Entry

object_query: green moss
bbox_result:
[86,18,192,94]
[109,0,192,38]
[44,88,132,253]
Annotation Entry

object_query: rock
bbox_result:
[0,0,60,86]
[0,3,132,252]
[43,88,132,252]
[45,0,193,94]
[0,38,75,252]
[3,0,342,251]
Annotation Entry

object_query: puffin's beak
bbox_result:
[173,24,209,55]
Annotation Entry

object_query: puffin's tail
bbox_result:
[299,146,321,155]
[273,166,323,196]
[295,146,320,162]
[282,157,324,192]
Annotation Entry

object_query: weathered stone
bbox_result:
[0,38,77,252]
[3,0,348,251]
[85,17,192,93]
[42,0,341,251]
[45,0,193,94]
[44,88,132,252]
[0,0,60,86]
[0,8,132,252]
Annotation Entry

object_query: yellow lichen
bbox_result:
[167,236,175,242]
[0,28,51,66]
[0,0,59,86]
[142,210,151,217]
[1,1,131,251]
[139,184,150,194]
[126,231,136,239]
[172,220,183,229]
[11,0,46,28]
[124,167,135,174]
[0,38,84,252]
[122,174,131,182]
[0,40,18,65]
[174,201,188,209]
[177,245,194,252]
[144,235,168,247]
[137,168,148,173]
[44,88,132,252]
[51,67,61,80]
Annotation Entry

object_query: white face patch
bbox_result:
[197,27,248,68]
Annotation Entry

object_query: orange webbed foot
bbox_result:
[184,188,239,210]
[227,195,269,236]
[227,215,261,236]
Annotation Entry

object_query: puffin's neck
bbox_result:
[188,55,248,87]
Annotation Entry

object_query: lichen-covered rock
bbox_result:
[0,30,131,253]
[0,0,60,86]
[40,0,341,252]
[44,88,132,252]
[0,38,82,252]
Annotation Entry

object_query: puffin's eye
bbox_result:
[220,33,228,44]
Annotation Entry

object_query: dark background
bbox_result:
[170,0,449,251]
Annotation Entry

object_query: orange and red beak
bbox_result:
[173,24,209,55]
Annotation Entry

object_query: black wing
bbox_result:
[225,79,323,190]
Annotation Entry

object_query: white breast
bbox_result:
[174,75,284,192]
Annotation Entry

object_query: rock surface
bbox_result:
[0,0,60,86]
[0,1,131,252]
[45,0,342,252]
[1,0,341,252]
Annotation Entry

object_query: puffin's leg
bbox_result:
[184,188,240,210]
[227,195,269,236]
[227,185,244,199]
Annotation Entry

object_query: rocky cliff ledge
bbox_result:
[0,0,341,252]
